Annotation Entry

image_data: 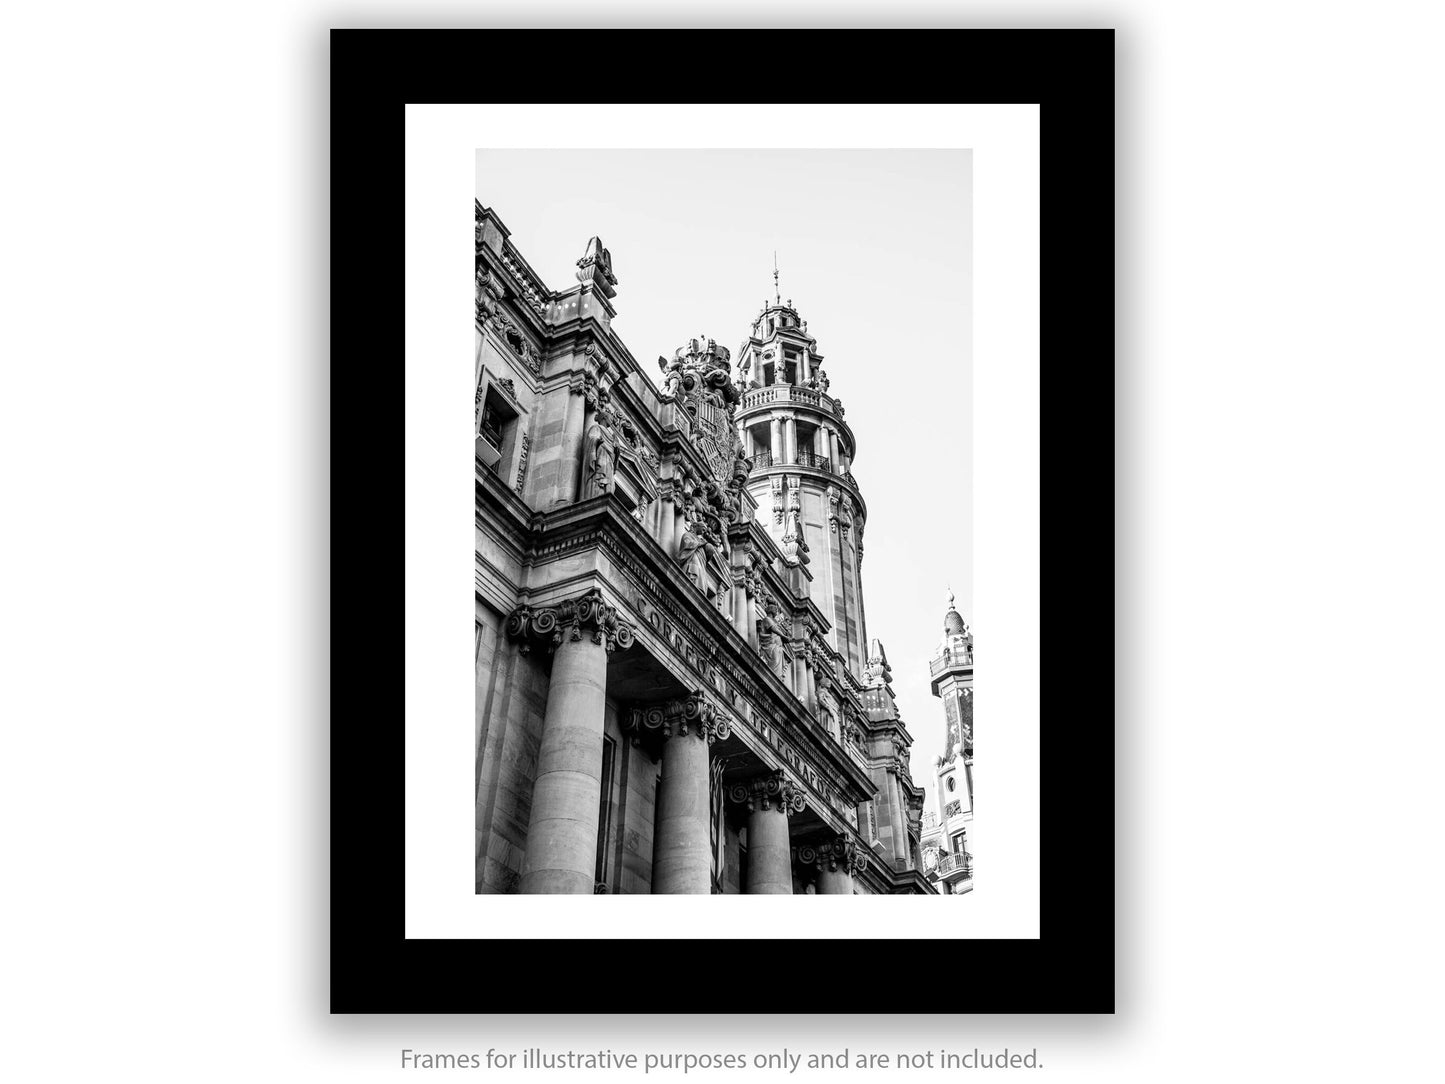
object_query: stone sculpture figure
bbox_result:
[582,405,617,498]
[676,523,706,585]
[757,595,784,675]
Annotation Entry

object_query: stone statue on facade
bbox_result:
[725,448,753,515]
[581,404,617,499]
[658,353,687,403]
[757,595,784,675]
[780,484,809,565]
[676,522,707,585]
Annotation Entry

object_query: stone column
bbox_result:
[891,768,910,868]
[730,771,804,894]
[651,693,730,894]
[784,416,798,464]
[792,645,809,703]
[560,369,601,505]
[769,416,782,463]
[730,569,748,637]
[799,834,866,895]
[507,588,636,894]
[803,643,819,713]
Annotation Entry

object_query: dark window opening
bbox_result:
[594,737,616,892]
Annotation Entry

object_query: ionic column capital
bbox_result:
[505,587,636,656]
[625,691,731,745]
[794,834,869,875]
[728,770,806,816]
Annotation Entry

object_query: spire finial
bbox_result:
[773,251,780,306]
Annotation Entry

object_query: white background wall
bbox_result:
[3,3,1443,1083]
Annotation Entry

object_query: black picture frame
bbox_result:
[331,28,1115,1014]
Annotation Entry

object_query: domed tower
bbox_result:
[924,589,974,893]
[732,298,868,673]
[932,590,974,761]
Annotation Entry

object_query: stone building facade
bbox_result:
[921,592,975,894]
[475,201,933,894]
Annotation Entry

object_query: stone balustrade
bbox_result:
[739,384,839,415]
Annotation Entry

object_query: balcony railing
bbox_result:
[936,851,973,879]
[739,384,840,416]
[747,449,841,475]
[930,648,973,677]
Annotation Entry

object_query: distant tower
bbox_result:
[733,298,866,672]
[922,590,974,894]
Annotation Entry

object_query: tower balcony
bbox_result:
[752,449,836,473]
[929,649,973,679]
[738,383,840,416]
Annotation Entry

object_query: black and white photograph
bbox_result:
[473,150,973,896]
[14,10,1445,1081]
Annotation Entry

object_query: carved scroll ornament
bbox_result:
[793,834,868,875]
[728,770,806,815]
[624,691,731,745]
[504,586,636,655]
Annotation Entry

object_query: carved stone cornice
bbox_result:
[794,834,868,875]
[728,770,805,815]
[569,367,600,405]
[504,586,636,655]
[624,690,730,745]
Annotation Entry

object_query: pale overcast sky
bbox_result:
[477,149,972,804]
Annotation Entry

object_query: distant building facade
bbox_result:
[475,201,933,894]
[921,592,974,893]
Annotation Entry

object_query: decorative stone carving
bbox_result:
[575,236,617,299]
[498,245,548,316]
[864,639,892,687]
[624,691,731,745]
[570,367,600,406]
[757,595,784,676]
[676,522,707,585]
[770,475,784,525]
[725,446,753,516]
[794,834,868,875]
[489,310,541,375]
[728,770,805,815]
[581,403,618,499]
[656,337,743,488]
[827,485,840,533]
[781,478,809,565]
[504,587,636,656]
